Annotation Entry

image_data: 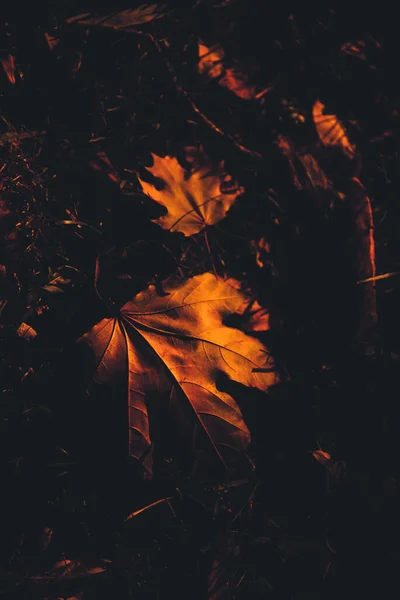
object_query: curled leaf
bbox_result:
[16,322,37,342]
[80,273,277,475]
[138,150,243,236]
[312,100,355,159]
[343,177,377,333]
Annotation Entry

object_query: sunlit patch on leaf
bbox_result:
[138,149,243,236]
[79,273,277,475]
[312,100,355,159]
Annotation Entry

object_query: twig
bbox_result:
[146,33,263,160]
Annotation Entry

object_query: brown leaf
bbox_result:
[344,177,377,333]
[198,42,267,100]
[80,273,277,474]
[340,41,367,60]
[224,277,270,332]
[138,150,243,236]
[278,135,329,191]
[312,449,347,480]
[89,151,121,183]
[66,5,168,28]
[16,322,37,342]
[1,54,16,85]
[312,99,355,159]
[44,32,60,51]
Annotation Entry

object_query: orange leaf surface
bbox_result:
[80,273,277,474]
[138,151,243,236]
[312,100,355,159]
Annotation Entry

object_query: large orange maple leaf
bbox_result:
[79,273,277,474]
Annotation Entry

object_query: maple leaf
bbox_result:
[79,273,277,474]
[138,151,243,236]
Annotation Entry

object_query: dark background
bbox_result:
[1,2,400,598]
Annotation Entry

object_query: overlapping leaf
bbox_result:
[198,42,268,100]
[66,4,168,28]
[138,150,243,236]
[313,99,355,159]
[80,273,277,474]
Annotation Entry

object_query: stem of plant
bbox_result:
[204,229,219,279]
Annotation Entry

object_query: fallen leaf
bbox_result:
[1,54,16,85]
[312,99,355,159]
[80,273,277,474]
[340,41,366,60]
[312,449,332,467]
[16,322,37,342]
[30,559,106,582]
[66,5,168,28]
[89,151,121,183]
[278,135,329,191]
[343,177,377,333]
[224,277,270,332]
[138,151,243,236]
[312,449,347,480]
[0,130,43,146]
[198,42,266,100]
[44,32,60,51]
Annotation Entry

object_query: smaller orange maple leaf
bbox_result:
[138,150,243,236]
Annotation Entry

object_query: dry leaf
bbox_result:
[138,151,243,236]
[66,5,168,28]
[16,322,37,342]
[198,42,267,100]
[1,54,16,85]
[44,32,60,51]
[344,177,377,333]
[312,449,347,481]
[30,559,106,582]
[278,135,329,191]
[340,41,366,60]
[312,100,355,159]
[0,130,42,147]
[80,273,277,474]
[89,151,121,183]
[224,277,270,332]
